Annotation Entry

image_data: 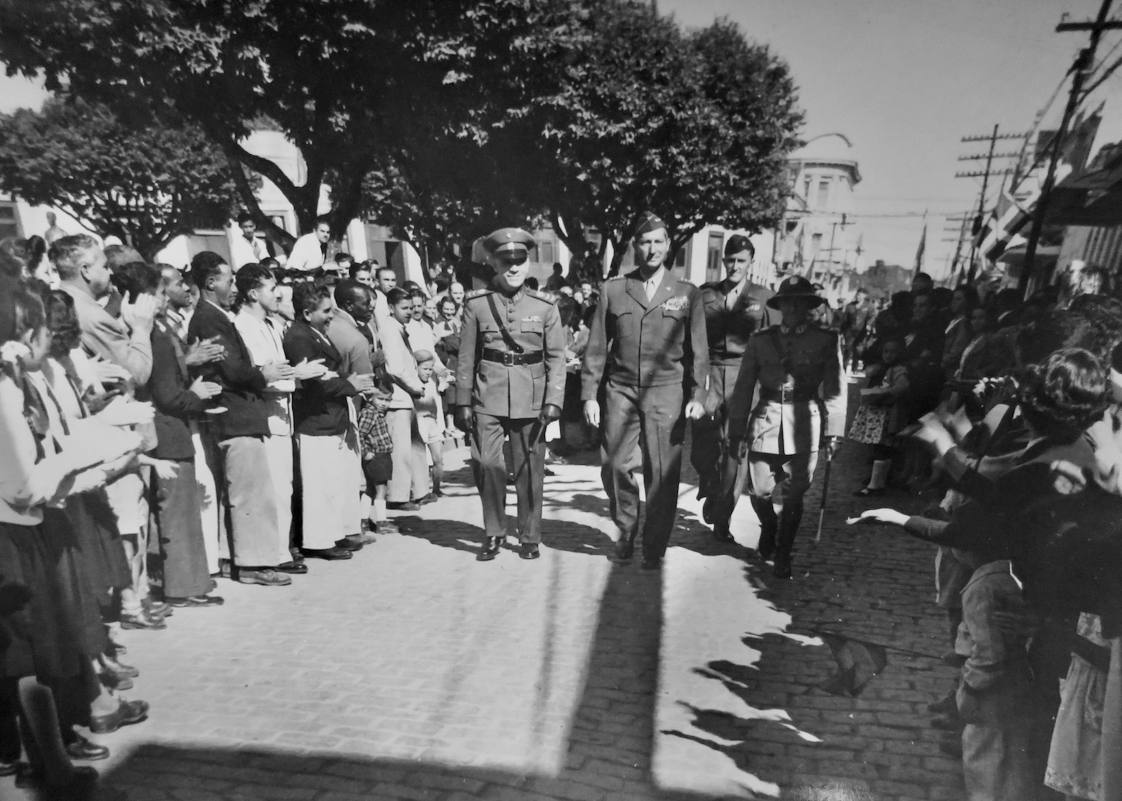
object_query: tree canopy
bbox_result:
[0,96,243,260]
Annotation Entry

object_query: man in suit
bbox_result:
[581,212,709,570]
[328,279,376,376]
[454,228,566,561]
[693,234,775,543]
[187,251,295,587]
[284,283,376,559]
[727,276,846,579]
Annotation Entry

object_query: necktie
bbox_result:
[645,277,657,302]
[725,283,742,311]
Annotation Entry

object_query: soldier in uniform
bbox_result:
[727,276,846,579]
[692,234,775,542]
[582,212,709,570]
[455,228,566,561]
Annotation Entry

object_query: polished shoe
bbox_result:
[701,498,715,524]
[336,537,364,552]
[99,672,132,691]
[65,734,110,762]
[89,698,149,734]
[712,523,735,544]
[102,657,139,678]
[236,568,294,585]
[386,501,420,512]
[478,536,503,561]
[614,538,635,561]
[276,560,308,574]
[165,595,225,608]
[119,611,166,630]
[640,558,662,571]
[144,599,173,618]
[348,531,377,546]
[376,521,400,535]
[300,547,352,561]
[519,543,540,560]
[772,553,793,579]
[416,493,438,505]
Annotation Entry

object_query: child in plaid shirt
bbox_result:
[358,380,397,534]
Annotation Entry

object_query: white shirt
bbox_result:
[406,319,449,386]
[642,267,666,301]
[234,310,294,436]
[231,234,268,272]
[286,232,327,272]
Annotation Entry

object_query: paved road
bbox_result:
[6,378,964,801]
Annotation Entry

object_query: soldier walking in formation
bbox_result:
[692,234,775,542]
[727,276,846,579]
[581,213,709,570]
[455,228,566,561]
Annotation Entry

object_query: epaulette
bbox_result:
[606,275,625,282]
[465,288,492,300]
[526,288,557,304]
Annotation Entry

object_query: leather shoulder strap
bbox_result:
[484,293,524,354]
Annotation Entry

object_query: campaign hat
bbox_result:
[766,275,826,309]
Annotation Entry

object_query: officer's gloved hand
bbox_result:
[539,404,561,425]
[454,406,475,434]
[823,436,841,459]
[730,436,748,461]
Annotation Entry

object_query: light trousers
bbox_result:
[386,408,430,503]
[298,431,361,550]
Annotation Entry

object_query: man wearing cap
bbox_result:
[726,275,846,578]
[582,212,709,570]
[455,228,566,561]
[693,234,776,542]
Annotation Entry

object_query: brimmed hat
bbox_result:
[482,228,535,259]
[766,275,826,309]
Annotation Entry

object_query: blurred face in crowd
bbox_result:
[304,295,334,332]
[20,325,53,372]
[951,289,968,317]
[391,296,413,325]
[424,297,438,321]
[345,288,372,325]
[410,295,425,320]
[491,251,529,293]
[275,285,295,321]
[438,298,457,321]
[449,282,465,306]
[634,228,669,274]
[353,268,373,288]
[32,259,58,289]
[207,261,235,310]
[253,276,281,315]
[239,219,256,241]
[969,307,990,335]
[314,222,331,245]
[778,297,811,328]
[573,290,584,306]
[161,267,192,310]
[580,281,592,299]
[912,294,931,322]
[377,268,397,294]
[723,247,752,285]
[371,388,392,414]
[78,246,112,298]
[416,360,434,384]
[881,340,903,366]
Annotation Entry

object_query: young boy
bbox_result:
[413,350,447,500]
[358,379,398,534]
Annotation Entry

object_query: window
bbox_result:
[803,175,812,199]
[816,179,830,209]
[811,233,823,257]
[706,232,724,284]
[0,203,20,241]
[537,238,554,265]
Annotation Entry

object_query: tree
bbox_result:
[0,96,243,260]
[0,0,587,246]
[537,2,803,277]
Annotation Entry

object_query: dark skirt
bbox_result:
[0,520,94,684]
[64,491,131,602]
[362,452,394,494]
[149,460,211,598]
[40,509,110,659]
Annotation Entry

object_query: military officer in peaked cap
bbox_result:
[582,212,709,570]
[455,228,566,561]
[726,275,846,578]
[693,234,776,543]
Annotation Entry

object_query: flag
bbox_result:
[976,188,1038,262]
[816,632,889,697]
[912,219,927,276]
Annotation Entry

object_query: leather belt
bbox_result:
[482,348,542,366]
[760,386,818,403]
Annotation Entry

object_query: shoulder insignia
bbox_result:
[465,288,492,300]
[526,288,557,304]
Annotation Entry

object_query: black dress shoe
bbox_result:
[386,501,420,511]
[165,595,224,608]
[772,554,793,579]
[65,734,110,761]
[640,558,662,571]
[89,699,149,734]
[301,547,353,561]
[519,543,540,560]
[701,498,715,524]
[712,524,735,543]
[479,536,503,561]
[276,560,308,574]
[119,611,166,630]
[614,538,635,561]
[336,537,363,552]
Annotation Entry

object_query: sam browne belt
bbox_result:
[481,348,543,366]
[759,386,818,403]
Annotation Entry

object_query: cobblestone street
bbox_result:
[4,379,964,801]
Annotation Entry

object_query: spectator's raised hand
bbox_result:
[121,292,158,335]
[186,336,226,366]
[96,396,155,427]
[262,361,296,382]
[189,376,222,400]
[292,358,328,380]
[90,358,131,386]
[347,373,376,393]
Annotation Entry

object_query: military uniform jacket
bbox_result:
[581,269,709,403]
[726,324,846,455]
[455,284,566,419]
[699,280,775,366]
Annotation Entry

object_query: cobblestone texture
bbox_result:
[3,377,963,801]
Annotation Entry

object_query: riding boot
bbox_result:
[773,501,804,579]
[750,497,778,561]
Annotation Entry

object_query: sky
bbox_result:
[666,0,1122,277]
[2,1,1120,276]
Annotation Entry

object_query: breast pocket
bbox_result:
[521,319,544,338]
[614,311,635,339]
[480,321,500,346]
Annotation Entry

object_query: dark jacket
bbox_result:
[283,319,357,437]
[148,320,207,460]
[187,300,269,440]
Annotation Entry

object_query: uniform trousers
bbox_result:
[691,361,747,522]
[471,413,545,543]
[206,435,281,568]
[298,431,361,550]
[148,459,211,599]
[601,379,685,561]
[386,408,430,503]
[263,433,294,563]
[746,450,818,504]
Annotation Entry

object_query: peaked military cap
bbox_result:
[766,275,826,309]
[724,234,755,257]
[482,228,536,258]
[634,212,667,237]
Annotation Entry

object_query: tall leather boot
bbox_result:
[749,497,778,561]
[773,501,804,579]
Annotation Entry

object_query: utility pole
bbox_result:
[1020,0,1122,295]
[956,125,1024,272]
